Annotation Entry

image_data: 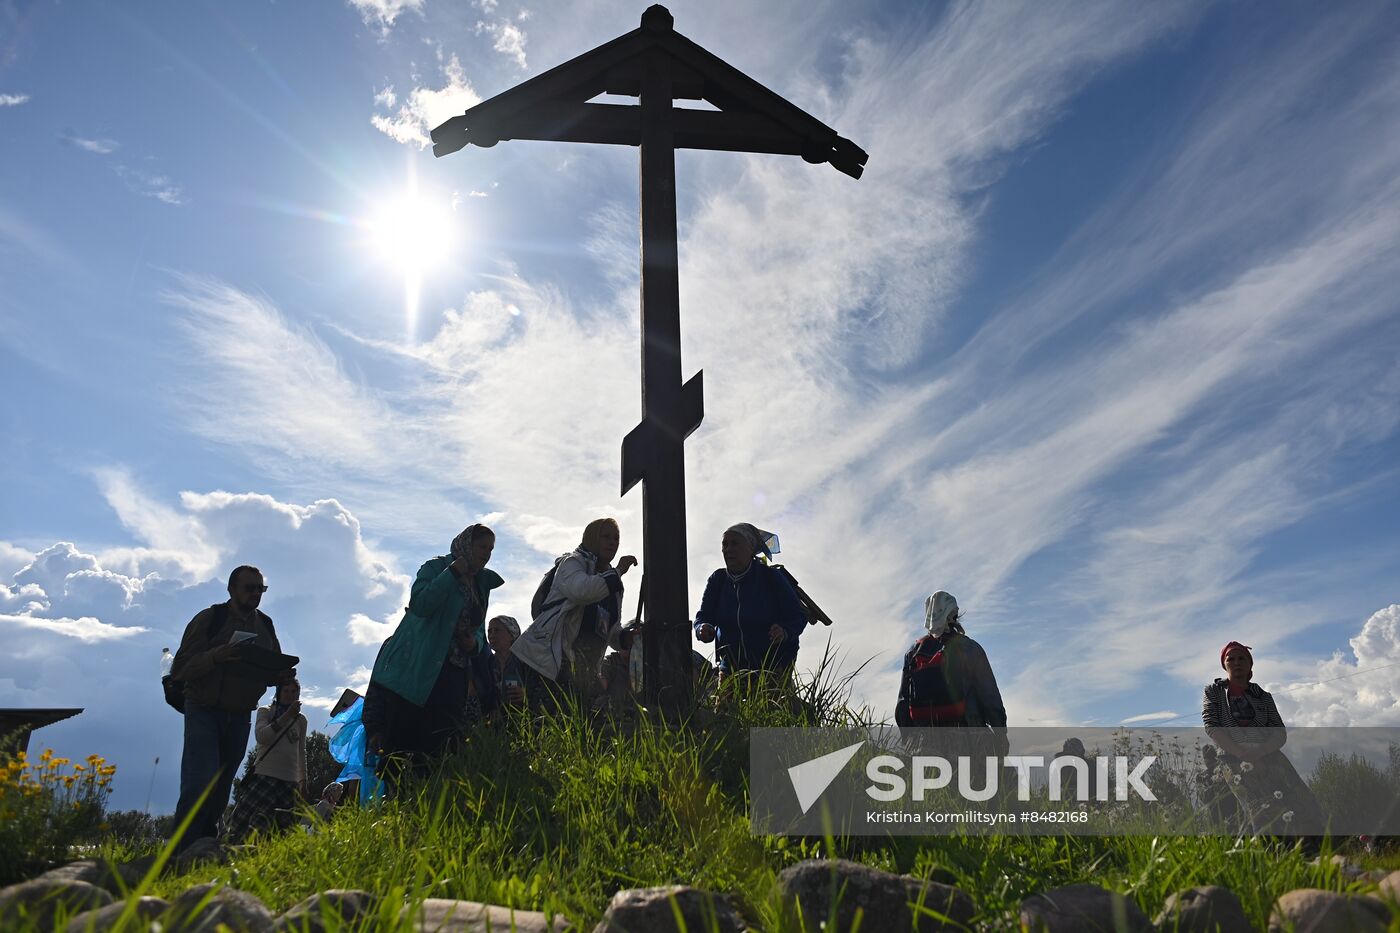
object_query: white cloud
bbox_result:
[476,19,527,69]
[1272,606,1400,726]
[114,165,185,205]
[59,131,118,154]
[371,54,481,148]
[373,86,397,109]
[348,0,422,31]
[0,480,412,811]
[1121,711,1181,725]
[0,612,146,643]
[0,93,29,106]
[0,542,35,579]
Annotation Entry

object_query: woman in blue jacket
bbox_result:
[693,523,805,676]
[364,523,503,766]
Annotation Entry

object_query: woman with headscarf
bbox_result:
[894,591,1006,730]
[486,614,525,708]
[513,518,637,709]
[363,523,503,771]
[1202,641,1324,841]
[693,523,805,677]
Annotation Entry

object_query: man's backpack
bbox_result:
[162,604,277,713]
[900,633,967,726]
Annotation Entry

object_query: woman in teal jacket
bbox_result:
[365,524,503,764]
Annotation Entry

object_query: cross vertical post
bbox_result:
[635,46,694,711]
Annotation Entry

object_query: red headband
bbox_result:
[1220,641,1252,669]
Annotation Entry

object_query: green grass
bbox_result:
[13,666,1400,931]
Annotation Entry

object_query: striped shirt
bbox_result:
[1201,678,1284,747]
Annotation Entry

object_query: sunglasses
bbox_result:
[239,583,269,593]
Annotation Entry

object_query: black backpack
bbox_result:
[162,604,278,713]
[530,558,568,620]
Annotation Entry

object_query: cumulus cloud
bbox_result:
[1272,605,1400,726]
[371,54,481,148]
[0,481,412,811]
[0,93,29,106]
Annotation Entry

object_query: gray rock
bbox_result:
[0,879,115,929]
[36,860,102,887]
[1378,870,1400,903]
[64,895,170,932]
[170,837,228,871]
[166,882,275,932]
[592,885,744,933]
[1329,854,1368,882]
[1019,883,1151,932]
[777,858,927,932]
[1267,889,1388,933]
[274,889,379,932]
[902,877,977,931]
[405,898,572,932]
[94,854,158,894]
[1154,886,1251,933]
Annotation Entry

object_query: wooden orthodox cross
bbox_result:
[432,5,866,711]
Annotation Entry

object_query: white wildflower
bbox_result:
[1273,791,1284,800]
[1282,811,1294,823]
[1239,762,1254,773]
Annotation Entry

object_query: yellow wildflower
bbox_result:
[98,779,110,788]
[40,749,52,762]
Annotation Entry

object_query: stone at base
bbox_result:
[65,895,169,933]
[1154,886,1251,933]
[593,885,745,933]
[1019,883,1152,932]
[405,898,572,932]
[0,879,115,929]
[165,881,275,932]
[1267,889,1390,933]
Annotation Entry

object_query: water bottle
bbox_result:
[160,647,174,677]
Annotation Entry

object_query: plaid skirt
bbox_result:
[223,772,297,843]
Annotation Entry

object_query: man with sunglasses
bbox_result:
[170,565,289,848]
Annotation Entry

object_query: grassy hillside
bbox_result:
[12,669,1400,930]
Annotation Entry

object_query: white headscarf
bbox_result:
[924,591,959,637]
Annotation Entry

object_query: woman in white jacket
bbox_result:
[513,518,636,710]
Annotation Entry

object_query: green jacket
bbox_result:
[370,556,504,708]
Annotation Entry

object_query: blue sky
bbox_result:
[2,0,1398,812]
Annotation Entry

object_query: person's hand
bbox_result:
[616,555,638,576]
[213,643,243,663]
[506,683,525,705]
[768,624,787,644]
[696,623,716,643]
[283,701,302,722]
[451,554,472,577]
